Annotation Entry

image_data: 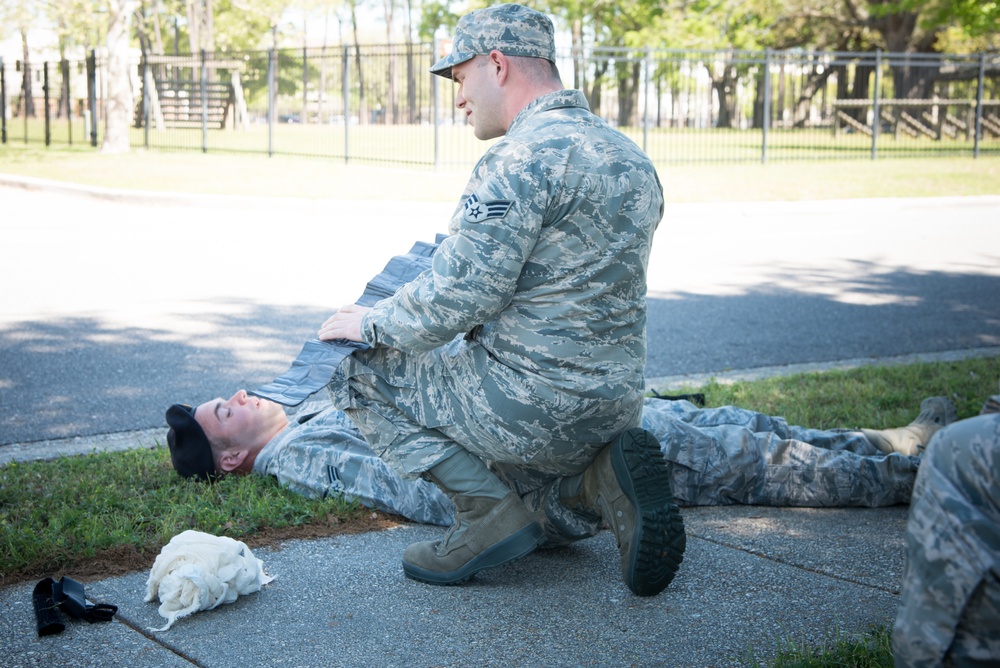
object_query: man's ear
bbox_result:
[488,50,509,84]
[218,448,250,473]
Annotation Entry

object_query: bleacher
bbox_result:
[135,55,248,131]
[146,79,233,129]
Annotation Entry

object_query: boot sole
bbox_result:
[610,428,686,596]
[402,522,544,586]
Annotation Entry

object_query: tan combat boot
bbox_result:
[402,449,542,585]
[581,428,686,596]
[862,396,958,456]
[402,492,543,585]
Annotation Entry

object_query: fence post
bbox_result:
[87,49,98,147]
[1,57,6,144]
[762,48,771,165]
[871,49,881,160]
[62,59,72,145]
[342,45,350,164]
[432,37,439,170]
[44,61,51,146]
[974,52,985,159]
[267,47,275,157]
[200,49,208,153]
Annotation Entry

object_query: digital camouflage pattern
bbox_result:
[252,394,926,545]
[251,237,443,408]
[338,88,663,487]
[430,3,556,79]
[252,399,455,526]
[641,399,920,507]
[893,413,1000,667]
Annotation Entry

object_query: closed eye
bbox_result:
[212,401,231,423]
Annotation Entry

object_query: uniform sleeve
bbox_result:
[361,141,547,352]
[260,419,455,526]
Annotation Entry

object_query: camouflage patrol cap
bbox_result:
[430,3,556,80]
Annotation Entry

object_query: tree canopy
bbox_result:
[4,0,995,59]
[6,0,993,153]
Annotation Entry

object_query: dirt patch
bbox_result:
[1,513,405,589]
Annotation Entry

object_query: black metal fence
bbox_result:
[2,45,998,168]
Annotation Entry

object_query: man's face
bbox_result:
[453,54,505,140]
[194,389,285,451]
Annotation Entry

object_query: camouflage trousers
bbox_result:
[329,339,644,547]
[642,399,919,507]
[893,413,1000,667]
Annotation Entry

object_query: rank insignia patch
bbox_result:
[463,194,513,224]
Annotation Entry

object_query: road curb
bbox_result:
[645,346,1000,391]
[4,346,996,467]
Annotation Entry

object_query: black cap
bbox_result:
[165,404,215,481]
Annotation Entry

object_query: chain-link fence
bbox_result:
[2,45,998,168]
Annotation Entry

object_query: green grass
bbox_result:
[0,445,368,585]
[9,113,999,166]
[746,625,894,667]
[671,356,999,431]
[2,355,997,588]
[1,357,997,666]
[1,132,997,667]
[1,135,997,203]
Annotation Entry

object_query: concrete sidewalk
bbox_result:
[5,175,976,666]
[0,360,933,666]
[1,504,906,667]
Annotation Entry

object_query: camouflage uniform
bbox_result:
[248,394,921,544]
[331,87,664,545]
[252,398,455,526]
[893,413,1000,667]
[642,399,919,508]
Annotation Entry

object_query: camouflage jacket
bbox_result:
[359,89,664,406]
[252,401,454,526]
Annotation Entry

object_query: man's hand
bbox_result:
[318,304,371,342]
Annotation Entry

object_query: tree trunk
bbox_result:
[103,0,136,154]
[752,67,766,130]
[571,18,584,92]
[709,59,737,129]
[587,60,608,118]
[20,28,34,117]
[616,60,640,128]
[58,58,71,120]
[319,9,329,122]
[186,0,199,54]
[383,0,397,125]
[405,0,416,124]
[349,0,366,125]
[793,61,834,128]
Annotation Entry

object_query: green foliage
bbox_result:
[417,0,458,43]
[870,0,1000,39]
[665,0,787,51]
[212,0,282,52]
[17,0,997,67]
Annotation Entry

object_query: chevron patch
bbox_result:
[463,193,513,224]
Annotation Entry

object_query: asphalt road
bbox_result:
[2,180,998,446]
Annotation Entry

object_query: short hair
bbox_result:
[507,54,562,86]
